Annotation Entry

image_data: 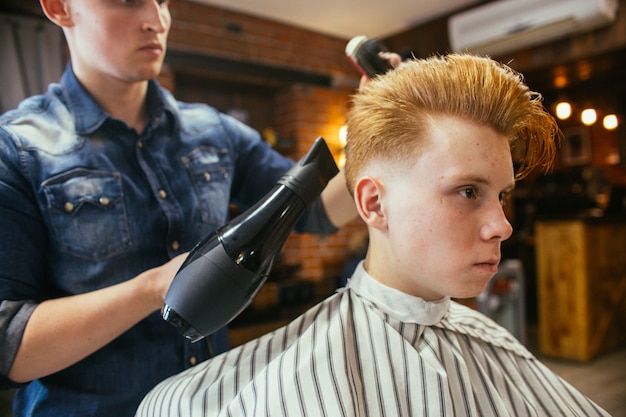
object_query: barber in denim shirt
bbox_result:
[0,0,360,416]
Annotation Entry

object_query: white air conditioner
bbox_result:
[448,0,619,56]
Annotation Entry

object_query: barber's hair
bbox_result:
[344,53,558,194]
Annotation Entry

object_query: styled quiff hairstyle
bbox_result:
[344,53,558,194]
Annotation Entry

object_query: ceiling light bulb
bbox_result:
[603,114,619,130]
[581,108,597,126]
[555,102,572,119]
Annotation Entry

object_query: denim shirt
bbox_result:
[0,65,335,416]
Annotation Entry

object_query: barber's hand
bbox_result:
[359,51,403,89]
[148,252,188,307]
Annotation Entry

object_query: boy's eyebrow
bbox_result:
[447,174,516,191]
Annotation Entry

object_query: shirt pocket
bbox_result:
[181,146,231,226]
[42,168,131,260]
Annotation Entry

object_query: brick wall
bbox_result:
[167,1,356,80]
[273,84,367,282]
[165,1,366,284]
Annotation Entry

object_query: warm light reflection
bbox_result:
[552,66,568,89]
[553,76,568,89]
[576,61,592,81]
[555,102,572,120]
[338,152,346,168]
[603,114,619,130]
[339,125,348,146]
[581,108,597,126]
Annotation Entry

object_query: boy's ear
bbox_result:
[40,0,73,27]
[354,176,387,230]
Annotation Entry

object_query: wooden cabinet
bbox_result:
[535,219,626,361]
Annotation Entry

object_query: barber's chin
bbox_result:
[132,60,164,80]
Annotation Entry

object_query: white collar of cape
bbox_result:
[344,260,450,326]
[342,260,533,358]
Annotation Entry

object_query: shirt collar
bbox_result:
[60,63,176,135]
[345,261,450,326]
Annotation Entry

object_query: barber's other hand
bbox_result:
[359,52,403,89]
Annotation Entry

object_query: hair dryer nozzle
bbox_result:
[278,137,339,208]
[163,137,338,341]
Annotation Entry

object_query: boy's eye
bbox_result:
[461,187,477,200]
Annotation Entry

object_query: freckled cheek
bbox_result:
[434,211,473,244]
[400,216,436,248]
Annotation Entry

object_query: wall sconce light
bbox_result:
[581,108,597,126]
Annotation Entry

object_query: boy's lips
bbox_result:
[475,258,500,273]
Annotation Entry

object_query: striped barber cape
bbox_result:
[137,262,609,417]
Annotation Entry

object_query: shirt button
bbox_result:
[99,196,110,206]
[137,140,143,148]
[158,189,167,199]
[171,241,180,251]
[64,202,74,212]
[189,356,197,366]
[203,172,211,182]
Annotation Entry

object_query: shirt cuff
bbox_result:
[296,196,339,235]
[0,299,37,388]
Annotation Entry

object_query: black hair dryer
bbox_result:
[162,137,339,342]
